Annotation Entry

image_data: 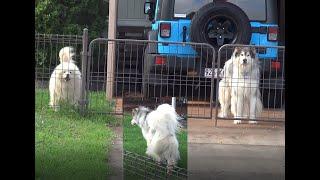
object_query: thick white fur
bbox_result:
[131,104,180,167]
[218,57,233,118]
[49,47,82,111]
[59,46,76,63]
[218,47,263,124]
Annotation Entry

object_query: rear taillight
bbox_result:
[160,23,171,38]
[271,61,281,71]
[155,56,166,65]
[268,26,278,41]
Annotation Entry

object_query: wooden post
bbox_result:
[80,28,89,115]
[106,0,118,100]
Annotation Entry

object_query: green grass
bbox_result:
[123,114,188,179]
[87,91,118,113]
[35,89,120,180]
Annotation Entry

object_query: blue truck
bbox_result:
[142,0,284,107]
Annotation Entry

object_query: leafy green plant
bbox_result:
[35,0,108,40]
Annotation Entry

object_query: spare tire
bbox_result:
[190,1,252,56]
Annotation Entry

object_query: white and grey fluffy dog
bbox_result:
[131,103,180,170]
[49,46,82,111]
[218,47,263,124]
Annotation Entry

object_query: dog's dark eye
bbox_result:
[69,71,72,74]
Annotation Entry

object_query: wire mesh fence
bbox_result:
[215,44,285,124]
[35,33,84,112]
[35,34,83,86]
[35,29,285,123]
[124,150,188,180]
[86,38,216,119]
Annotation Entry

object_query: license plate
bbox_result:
[204,68,223,78]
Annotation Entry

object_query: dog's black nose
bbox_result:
[243,59,247,63]
[65,74,70,81]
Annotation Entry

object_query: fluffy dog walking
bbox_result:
[131,104,180,172]
[218,47,263,124]
[49,47,82,111]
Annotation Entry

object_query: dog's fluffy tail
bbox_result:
[59,46,75,63]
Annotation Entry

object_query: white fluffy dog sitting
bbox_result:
[218,47,263,124]
[49,46,82,111]
[131,104,180,172]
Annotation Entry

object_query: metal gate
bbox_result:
[214,44,285,125]
[83,36,216,119]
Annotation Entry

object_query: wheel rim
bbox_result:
[203,15,238,48]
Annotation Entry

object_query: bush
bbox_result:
[35,0,108,39]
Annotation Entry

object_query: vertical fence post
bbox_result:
[214,47,220,127]
[172,97,176,110]
[106,0,118,100]
[80,28,89,115]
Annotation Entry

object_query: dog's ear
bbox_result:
[233,47,241,57]
[249,47,257,58]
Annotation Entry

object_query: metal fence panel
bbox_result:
[35,33,84,112]
[35,32,285,123]
[86,38,216,119]
[215,44,285,125]
[124,150,188,180]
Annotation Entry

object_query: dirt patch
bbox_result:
[188,119,285,146]
[107,126,123,180]
[187,105,285,122]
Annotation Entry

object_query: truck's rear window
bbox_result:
[174,0,267,21]
[174,0,211,18]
